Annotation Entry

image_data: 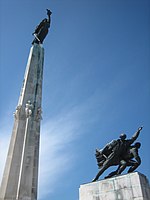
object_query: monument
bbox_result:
[79,127,150,200]
[92,127,143,182]
[0,9,52,200]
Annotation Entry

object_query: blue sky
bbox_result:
[0,0,150,199]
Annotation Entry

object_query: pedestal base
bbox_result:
[79,172,150,200]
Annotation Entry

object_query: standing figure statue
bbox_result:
[92,126,143,182]
[32,9,52,44]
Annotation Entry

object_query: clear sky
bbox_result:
[0,0,150,199]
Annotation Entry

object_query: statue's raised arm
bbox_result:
[32,9,52,45]
[46,9,52,23]
[129,126,143,144]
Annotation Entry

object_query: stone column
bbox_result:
[79,172,150,200]
[0,44,44,200]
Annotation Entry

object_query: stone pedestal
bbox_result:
[79,172,150,200]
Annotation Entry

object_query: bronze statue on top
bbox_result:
[32,9,52,44]
[104,141,141,179]
[92,126,143,182]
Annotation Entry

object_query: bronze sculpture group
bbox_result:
[92,126,143,182]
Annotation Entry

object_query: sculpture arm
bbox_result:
[46,9,52,24]
[47,14,51,24]
[130,127,143,144]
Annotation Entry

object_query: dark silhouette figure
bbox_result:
[105,142,141,179]
[92,127,143,182]
[32,9,52,44]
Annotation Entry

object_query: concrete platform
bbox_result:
[79,172,150,200]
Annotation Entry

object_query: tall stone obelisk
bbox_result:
[0,9,52,200]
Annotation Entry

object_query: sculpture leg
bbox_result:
[92,156,115,182]
[127,159,141,173]
[105,170,117,179]
[116,160,127,175]
[105,165,121,179]
[92,164,109,182]
[128,162,140,173]
[92,152,117,182]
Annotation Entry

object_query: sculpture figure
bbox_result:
[32,9,52,44]
[92,127,143,182]
[36,107,42,121]
[105,142,141,179]
[25,100,33,118]
[13,105,22,119]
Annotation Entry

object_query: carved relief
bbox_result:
[13,105,22,119]
[25,100,33,118]
[36,107,42,121]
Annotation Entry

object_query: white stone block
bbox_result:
[79,172,150,200]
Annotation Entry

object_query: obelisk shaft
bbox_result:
[0,44,44,200]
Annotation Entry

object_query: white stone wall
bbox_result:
[79,172,150,200]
